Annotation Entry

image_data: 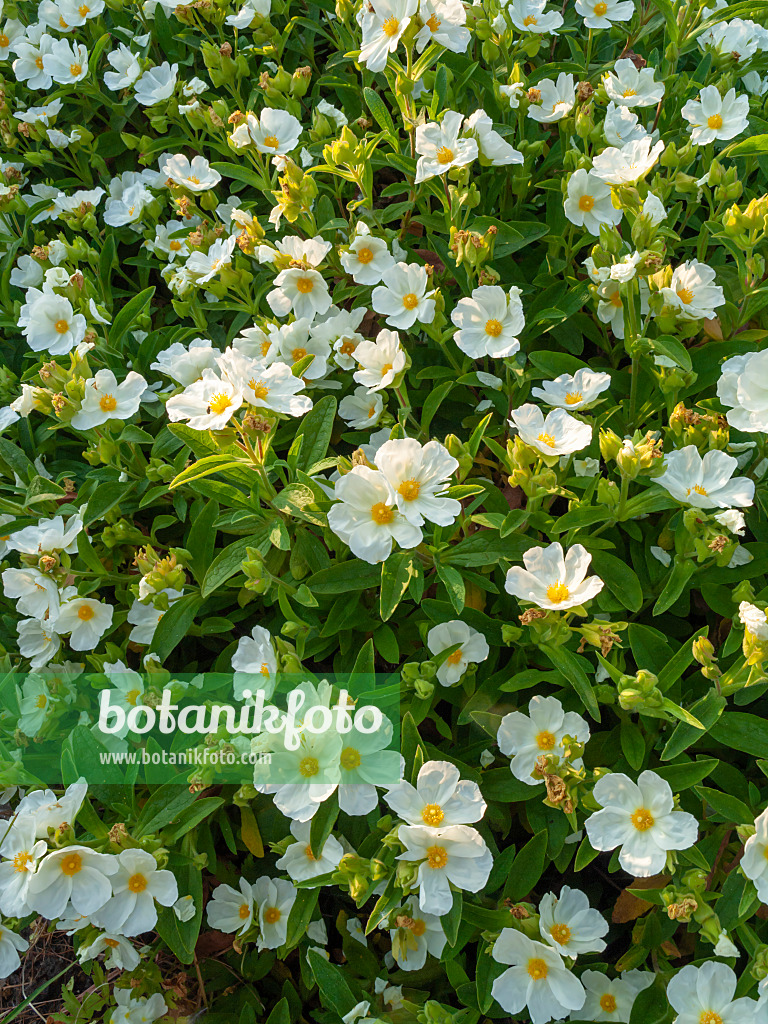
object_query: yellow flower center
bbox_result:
[125,689,141,707]
[550,923,571,944]
[398,479,421,501]
[536,730,556,750]
[261,663,271,676]
[446,649,463,665]
[600,994,617,1013]
[299,756,319,777]
[55,319,70,334]
[260,340,271,357]
[411,918,426,936]
[436,146,454,165]
[70,63,82,77]
[0,34,8,47]
[523,14,538,24]
[13,851,33,873]
[546,581,570,604]
[36,56,44,69]
[296,276,314,294]
[128,872,147,893]
[527,958,548,980]
[707,114,723,130]
[262,134,279,148]
[380,363,393,375]
[622,88,636,97]
[61,852,83,876]
[426,845,448,869]
[208,392,233,415]
[304,845,317,861]
[169,240,182,251]
[427,14,441,30]
[537,432,557,448]
[402,292,419,310]
[79,4,90,14]
[578,194,595,212]
[421,803,444,827]
[341,747,362,770]
[565,391,583,404]
[594,0,608,12]
[485,318,503,337]
[77,604,95,621]
[699,1014,723,1024]
[357,246,374,264]
[59,15,69,27]
[188,175,200,184]
[371,501,394,525]
[340,339,356,356]
[35,694,48,708]
[264,906,281,924]
[631,808,655,831]
[610,291,623,308]
[292,347,308,361]
[692,484,708,496]
[677,287,694,304]
[368,406,376,418]
[249,380,270,400]
[99,394,118,412]
[104,938,120,948]
[382,16,400,36]
[239,903,251,919]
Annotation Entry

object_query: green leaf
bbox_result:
[651,334,693,372]
[695,785,753,824]
[380,551,419,621]
[504,830,548,900]
[293,395,337,473]
[210,161,267,188]
[109,285,155,349]
[306,561,381,595]
[661,691,727,761]
[201,536,255,597]
[265,999,292,1024]
[436,563,465,614]
[653,558,696,616]
[653,758,718,790]
[84,480,135,527]
[307,949,358,1017]
[590,551,643,612]
[135,784,200,837]
[711,711,768,758]
[657,627,708,691]
[363,86,398,143]
[309,790,339,859]
[155,848,203,964]
[187,499,219,584]
[170,454,254,489]
[0,437,35,482]
[442,889,463,946]
[720,133,768,157]
[542,643,600,721]
[150,593,204,660]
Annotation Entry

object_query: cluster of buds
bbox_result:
[508,436,560,492]
[259,65,310,116]
[722,194,768,251]
[692,635,722,682]
[681,508,739,567]
[271,159,318,227]
[449,224,497,275]
[669,402,728,450]
[200,40,250,89]
[134,545,188,596]
[241,546,272,595]
[600,429,665,479]
[401,660,438,700]
[577,619,627,657]
[333,851,380,902]
[617,669,664,713]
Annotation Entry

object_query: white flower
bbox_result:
[585,770,698,876]
[596,278,649,339]
[389,905,446,970]
[8,512,83,556]
[232,625,277,698]
[603,102,649,147]
[341,232,395,286]
[275,820,344,881]
[451,285,525,358]
[575,969,654,1022]
[372,263,436,330]
[604,58,664,107]
[575,0,633,27]
[539,886,608,958]
[425,621,490,686]
[527,73,575,122]
[464,109,523,165]
[18,619,60,668]
[43,38,88,84]
[54,596,113,651]
[2,567,60,620]
[186,235,237,284]
[532,369,611,410]
[508,0,563,33]
[718,350,768,432]
[27,845,118,918]
[509,404,593,457]
[397,824,493,915]
[641,191,666,225]
[243,108,302,156]
[661,259,725,320]
[226,0,271,26]
[218,352,312,416]
[415,0,470,52]
[713,509,746,535]
[78,932,140,971]
[109,990,167,1024]
[161,153,221,192]
[0,19,24,60]
[742,807,768,902]
[352,329,406,392]
[173,895,196,922]
[19,675,54,736]
[564,169,622,234]
[385,760,486,826]
[682,86,749,145]
[0,922,28,981]
[17,780,88,838]
[92,848,178,937]
[253,876,296,949]
[505,541,603,611]
[713,930,740,958]
[591,137,664,184]
[667,962,761,1024]
[0,815,47,916]
[206,878,256,935]
[491,928,585,1024]
[500,82,525,107]
[498,695,590,786]
[374,438,460,526]
[134,62,178,105]
[415,110,478,183]
[12,28,56,91]
[339,387,384,428]
[20,289,86,355]
[71,370,147,430]
[328,466,422,564]
[609,252,642,282]
[267,266,331,321]
[166,368,243,430]
[103,43,141,90]
[359,0,418,73]
[657,446,754,509]
[151,337,218,385]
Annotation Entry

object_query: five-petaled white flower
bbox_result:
[451,285,525,359]
[682,85,750,145]
[564,169,623,234]
[397,823,493,916]
[425,620,490,686]
[532,369,611,409]
[491,928,586,1024]
[509,404,593,457]
[604,58,665,107]
[415,110,478,183]
[656,446,755,509]
[328,465,422,564]
[505,541,604,610]
[497,695,590,786]
[660,259,725,320]
[372,263,436,330]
